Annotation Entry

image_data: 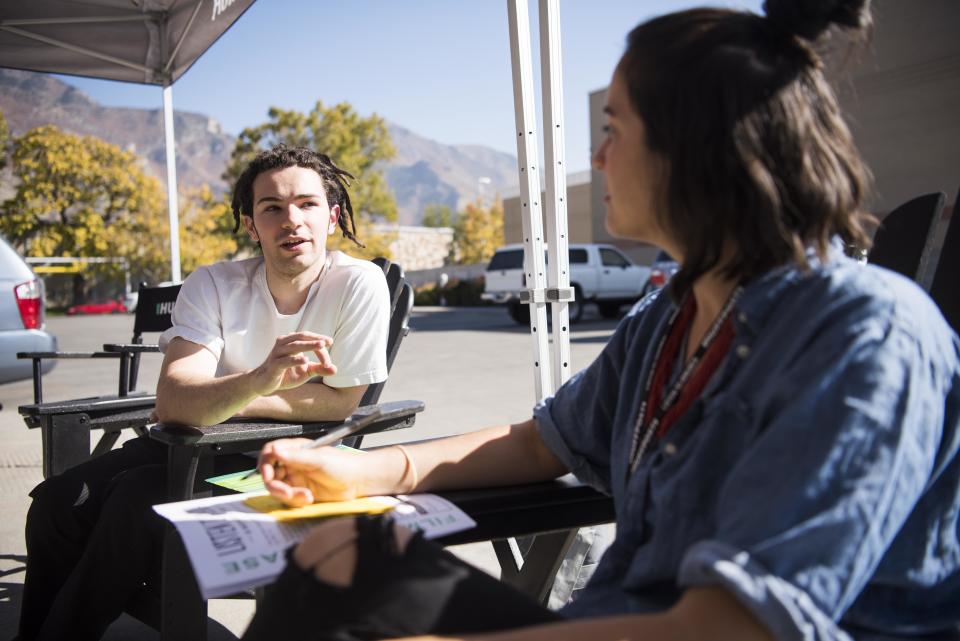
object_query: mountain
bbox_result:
[0,69,518,224]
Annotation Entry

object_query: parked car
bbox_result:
[482,243,652,324]
[66,299,128,315]
[643,250,680,295]
[123,291,139,313]
[0,235,57,384]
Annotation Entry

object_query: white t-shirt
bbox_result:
[158,251,389,389]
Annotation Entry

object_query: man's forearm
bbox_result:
[156,370,261,427]
[238,383,365,422]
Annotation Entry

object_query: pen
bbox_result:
[241,407,384,481]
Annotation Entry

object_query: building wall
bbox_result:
[834,0,960,215]
[373,224,453,272]
[502,175,592,247]
[502,168,657,266]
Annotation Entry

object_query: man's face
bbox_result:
[243,166,339,280]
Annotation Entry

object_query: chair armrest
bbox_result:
[18,350,120,360]
[19,392,156,420]
[148,399,425,454]
[102,343,161,354]
[436,476,615,545]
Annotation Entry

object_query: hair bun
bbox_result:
[762,0,871,41]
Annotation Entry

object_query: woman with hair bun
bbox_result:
[243,1,960,639]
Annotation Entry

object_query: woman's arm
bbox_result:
[259,418,569,506]
[400,587,773,641]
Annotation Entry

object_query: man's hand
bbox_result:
[249,332,336,397]
[258,438,373,506]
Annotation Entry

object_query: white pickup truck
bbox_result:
[482,243,651,324]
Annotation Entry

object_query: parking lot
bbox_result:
[0,305,618,639]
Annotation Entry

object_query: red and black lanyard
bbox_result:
[628,286,743,473]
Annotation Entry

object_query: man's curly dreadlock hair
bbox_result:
[230,144,364,247]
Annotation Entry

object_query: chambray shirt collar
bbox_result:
[734,240,849,336]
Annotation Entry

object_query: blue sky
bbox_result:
[57,0,761,173]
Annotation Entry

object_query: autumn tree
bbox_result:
[223,101,399,258]
[0,125,235,301]
[178,185,238,275]
[0,110,9,171]
[421,204,456,228]
[450,199,504,265]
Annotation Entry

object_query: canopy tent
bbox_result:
[0,0,258,283]
[0,0,572,397]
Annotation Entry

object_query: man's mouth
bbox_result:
[279,237,309,250]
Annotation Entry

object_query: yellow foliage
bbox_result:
[326,216,397,262]
[451,199,505,265]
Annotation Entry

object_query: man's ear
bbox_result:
[328,204,340,234]
[242,214,259,242]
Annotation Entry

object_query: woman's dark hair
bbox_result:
[619,0,874,296]
[230,144,363,247]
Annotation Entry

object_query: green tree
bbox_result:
[450,199,504,265]
[224,102,398,257]
[421,203,456,228]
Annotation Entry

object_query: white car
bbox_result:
[0,235,58,384]
[482,243,651,324]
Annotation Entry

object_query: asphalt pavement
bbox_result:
[0,305,617,640]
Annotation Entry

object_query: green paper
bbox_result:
[206,469,266,493]
[205,444,365,493]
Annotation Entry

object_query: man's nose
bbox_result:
[282,205,305,227]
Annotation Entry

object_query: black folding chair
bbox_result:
[17,283,180,478]
[868,191,946,287]
[127,258,421,641]
[929,186,959,334]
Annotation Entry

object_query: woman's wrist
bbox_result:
[393,444,419,493]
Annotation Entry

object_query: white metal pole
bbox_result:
[507,0,553,400]
[162,83,182,283]
[538,0,572,388]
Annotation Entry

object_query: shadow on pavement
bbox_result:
[410,306,621,335]
[0,555,26,639]
[0,554,241,641]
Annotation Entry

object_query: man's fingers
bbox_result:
[314,346,334,370]
[273,340,328,357]
[276,332,333,348]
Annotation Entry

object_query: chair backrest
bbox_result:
[344,259,414,448]
[126,283,181,393]
[132,284,182,339]
[868,192,946,286]
[929,187,959,335]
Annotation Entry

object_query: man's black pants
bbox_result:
[19,436,250,641]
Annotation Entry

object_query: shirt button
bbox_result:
[737,312,748,324]
[663,442,677,456]
[736,344,751,359]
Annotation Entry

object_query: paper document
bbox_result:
[153,491,475,599]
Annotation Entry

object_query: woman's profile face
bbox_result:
[592,70,672,254]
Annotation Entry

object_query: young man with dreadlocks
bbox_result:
[17,145,390,641]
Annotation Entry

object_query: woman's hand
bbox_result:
[258,439,368,506]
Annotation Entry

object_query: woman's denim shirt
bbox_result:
[535,250,960,640]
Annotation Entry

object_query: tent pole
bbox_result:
[538,0,572,389]
[507,0,553,400]
[162,83,182,283]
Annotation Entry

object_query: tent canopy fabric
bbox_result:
[0,0,256,86]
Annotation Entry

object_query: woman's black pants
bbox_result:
[243,514,564,641]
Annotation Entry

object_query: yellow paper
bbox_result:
[243,494,397,522]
